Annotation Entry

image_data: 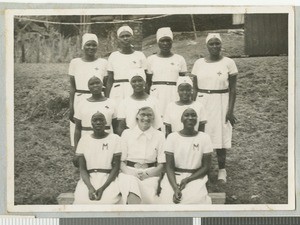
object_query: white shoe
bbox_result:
[218,169,227,183]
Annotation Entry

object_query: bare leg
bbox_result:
[216,148,226,169]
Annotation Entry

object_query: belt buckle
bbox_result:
[207,90,211,93]
[134,163,148,169]
[166,82,170,85]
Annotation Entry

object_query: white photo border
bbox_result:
[5,6,295,214]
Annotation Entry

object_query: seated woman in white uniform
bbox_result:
[106,25,147,106]
[73,112,121,204]
[164,76,207,137]
[158,108,212,204]
[117,69,163,135]
[118,107,165,204]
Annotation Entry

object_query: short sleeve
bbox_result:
[73,101,83,120]
[120,130,129,161]
[163,103,172,125]
[68,59,76,76]
[227,58,238,75]
[146,55,154,74]
[76,136,86,155]
[100,59,108,77]
[164,133,176,155]
[156,132,166,163]
[112,135,122,155]
[198,103,207,123]
[202,134,213,154]
[139,52,147,70]
[117,99,126,120]
[110,99,117,119]
[107,52,115,72]
[179,55,187,73]
[191,59,200,76]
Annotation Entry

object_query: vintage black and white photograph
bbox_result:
[6,6,295,212]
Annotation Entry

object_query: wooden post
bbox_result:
[190,14,198,40]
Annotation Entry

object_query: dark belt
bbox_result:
[75,90,91,94]
[175,167,198,173]
[114,79,129,83]
[126,160,157,169]
[88,168,112,174]
[198,88,229,94]
[82,126,111,131]
[152,81,177,86]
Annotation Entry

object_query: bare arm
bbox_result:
[78,155,96,200]
[179,153,211,190]
[198,122,206,132]
[69,76,76,122]
[190,74,198,101]
[166,153,182,203]
[165,124,172,138]
[105,71,114,97]
[145,72,153,94]
[117,119,127,136]
[226,75,237,126]
[74,118,82,150]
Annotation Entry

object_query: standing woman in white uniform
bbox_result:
[74,76,117,150]
[146,27,187,115]
[73,112,121,204]
[164,76,207,137]
[106,25,147,106]
[117,69,163,135]
[118,107,165,204]
[191,33,238,183]
[159,108,212,204]
[69,33,108,147]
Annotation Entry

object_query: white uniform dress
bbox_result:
[159,132,213,204]
[117,95,163,130]
[69,57,108,146]
[107,51,147,105]
[164,101,207,132]
[118,126,165,204]
[147,54,187,115]
[192,57,238,149]
[74,98,117,136]
[73,133,121,204]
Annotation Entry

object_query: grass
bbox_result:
[14,31,288,205]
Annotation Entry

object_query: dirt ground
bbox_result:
[13,31,289,205]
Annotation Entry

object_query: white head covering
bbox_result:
[156,27,173,42]
[81,33,98,50]
[117,25,133,37]
[176,76,193,89]
[206,33,222,44]
[129,68,146,81]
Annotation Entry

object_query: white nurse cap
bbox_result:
[156,27,173,42]
[206,33,222,44]
[117,25,133,37]
[81,33,98,50]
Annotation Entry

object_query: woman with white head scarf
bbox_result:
[106,25,147,106]
[117,68,163,136]
[191,33,238,183]
[164,76,207,137]
[146,27,188,115]
[69,33,108,148]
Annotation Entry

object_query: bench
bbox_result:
[57,192,226,205]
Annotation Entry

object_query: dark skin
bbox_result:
[145,36,186,94]
[165,83,205,137]
[117,76,149,136]
[166,108,211,204]
[192,37,237,171]
[69,40,98,122]
[78,113,121,201]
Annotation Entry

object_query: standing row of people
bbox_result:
[68,25,238,204]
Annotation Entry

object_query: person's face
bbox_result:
[158,37,172,52]
[83,40,98,57]
[207,38,222,56]
[88,77,103,94]
[130,76,145,92]
[91,114,107,132]
[178,84,192,102]
[136,108,155,130]
[181,108,198,129]
[118,31,133,48]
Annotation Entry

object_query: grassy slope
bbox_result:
[14,31,288,205]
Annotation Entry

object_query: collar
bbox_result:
[132,125,155,140]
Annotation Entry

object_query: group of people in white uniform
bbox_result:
[69,25,238,205]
